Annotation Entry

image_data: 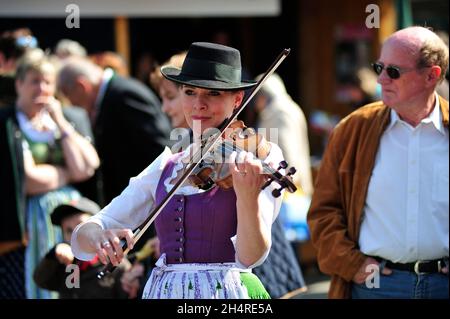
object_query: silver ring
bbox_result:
[102,241,111,247]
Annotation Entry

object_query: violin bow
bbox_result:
[98,48,291,279]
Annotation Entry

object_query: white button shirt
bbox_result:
[359,95,449,263]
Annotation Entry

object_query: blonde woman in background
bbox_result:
[0,49,99,299]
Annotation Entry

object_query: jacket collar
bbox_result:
[438,94,449,127]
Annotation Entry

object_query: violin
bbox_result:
[188,120,297,197]
[98,48,292,279]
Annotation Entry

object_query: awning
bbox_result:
[0,0,281,17]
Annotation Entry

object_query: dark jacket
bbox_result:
[33,245,129,299]
[0,74,16,108]
[0,105,94,246]
[0,105,25,245]
[94,75,171,204]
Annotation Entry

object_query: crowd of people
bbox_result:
[0,25,448,300]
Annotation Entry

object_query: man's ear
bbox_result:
[426,65,442,87]
[76,76,91,93]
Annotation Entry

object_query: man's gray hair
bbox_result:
[57,57,103,92]
[389,26,449,83]
[55,39,87,58]
[417,32,449,83]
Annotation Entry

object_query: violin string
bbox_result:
[221,141,276,173]
[208,139,278,174]
[208,140,296,191]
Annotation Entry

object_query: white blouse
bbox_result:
[72,143,285,269]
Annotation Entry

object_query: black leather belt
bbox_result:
[372,256,448,275]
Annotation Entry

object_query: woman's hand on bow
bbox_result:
[77,222,135,266]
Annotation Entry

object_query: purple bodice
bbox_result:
[154,154,237,264]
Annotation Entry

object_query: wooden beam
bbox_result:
[378,0,397,45]
[114,16,130,76]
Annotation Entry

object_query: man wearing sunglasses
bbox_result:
[308,26,448,299]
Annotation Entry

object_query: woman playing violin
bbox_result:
[71,42,286,299]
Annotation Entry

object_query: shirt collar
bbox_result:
[387,93,445,135]
[93,68,114,116]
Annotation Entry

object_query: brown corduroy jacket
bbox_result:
[307,96,449,299]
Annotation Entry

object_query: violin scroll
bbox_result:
[262,161,297,198]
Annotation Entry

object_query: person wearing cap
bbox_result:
[33,197,130,299]
[72,42,287,299]
[307,26,448,299]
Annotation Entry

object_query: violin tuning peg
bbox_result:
[272,187,283,198]
[278,161,288,169]
[261,178,273,190]
[201,178,215,191]
[287,167,296,176]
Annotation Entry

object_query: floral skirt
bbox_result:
[142,254,270,299]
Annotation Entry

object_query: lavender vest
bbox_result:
[154,154,237,264]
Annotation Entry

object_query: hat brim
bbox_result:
[161,66,257,91]
[51,205,81,226]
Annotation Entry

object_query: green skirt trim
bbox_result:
[240,272,271,299]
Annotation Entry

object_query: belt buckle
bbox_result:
[414,260,426,275]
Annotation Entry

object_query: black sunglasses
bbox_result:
[372,62,418,80]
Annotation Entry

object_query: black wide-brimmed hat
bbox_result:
[161,42,256,91]
[51,197,100,226]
